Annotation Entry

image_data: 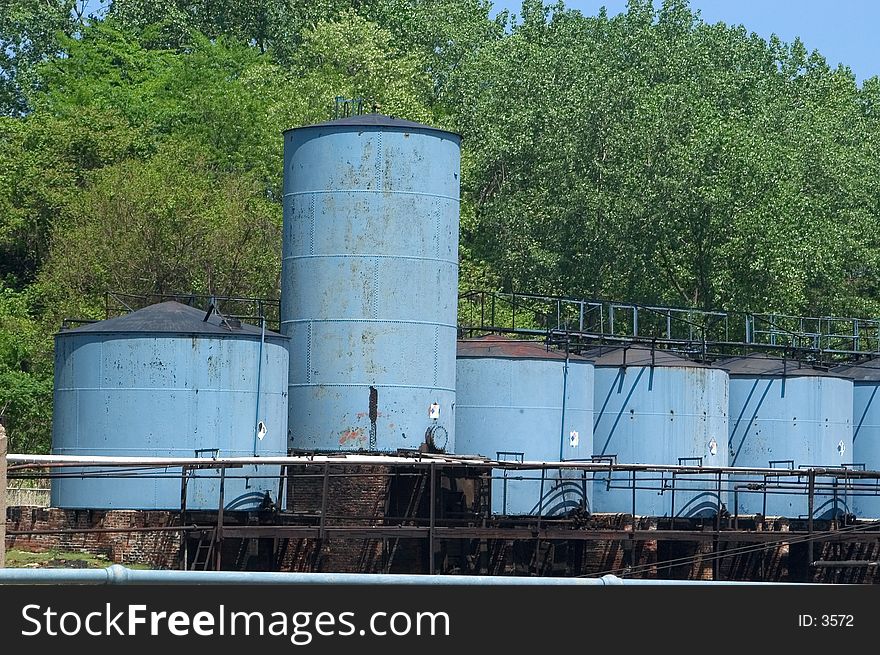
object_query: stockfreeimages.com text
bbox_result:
[21,603,451,645]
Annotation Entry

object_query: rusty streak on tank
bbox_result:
[456,335,585,361]
[369,385,379,450]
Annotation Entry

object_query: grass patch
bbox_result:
[5,549,153,569]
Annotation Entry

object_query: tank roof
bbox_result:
[284,113,459,139]
[582,344,708,368]
[717,353,843,378]
[457,335,589,361]
[832,357,880,381]
[59,301,286,339]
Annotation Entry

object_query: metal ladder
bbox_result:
[384,471,427,572]
[188,528,216,571]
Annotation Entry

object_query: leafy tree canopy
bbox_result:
[2,0,880,451]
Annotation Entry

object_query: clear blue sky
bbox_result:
[491,0,880,83]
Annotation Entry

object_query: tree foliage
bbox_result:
[452,0,880,314]
[0,284,52,452]
[2,0,880,451]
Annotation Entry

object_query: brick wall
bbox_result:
[5,507,180,568]
[7,496,880,582]
[286,464,391,522]
[281,464,392,573]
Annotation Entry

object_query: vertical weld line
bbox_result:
[372,131,382,322]
[376,132,383,192]
[309,194,315,256]
[306,322,312,384]
[372,260,380,320]
[75,353,80,450]
[434,325,439,386]
[96,340,103,455]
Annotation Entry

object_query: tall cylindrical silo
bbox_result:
[722,354,852,519]
[455,336,594,515]
[832,359,880,517]
[590,345,729,517]
[51,301,288,510]
[282,114,460,453]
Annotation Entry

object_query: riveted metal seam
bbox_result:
[459,404,586,411]
[376,131,383,192]
[434,324,439,386]
[280,319,458,328]
[282,254,459,265]
[306,321,312,384]
[56,387,285,393]
[283,189,460,202]
[372,259,379,321]
[288,383,456,391]
[309,194,315,256]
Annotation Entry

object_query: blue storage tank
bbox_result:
[590,345,728,517]
[455,336,594,515]
[723,354,852,519]
[51,301,289,510]
[831,359,880,517]
[281,114,460,453]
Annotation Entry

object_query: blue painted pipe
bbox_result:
[0,565,795,585]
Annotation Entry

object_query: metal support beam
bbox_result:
[733,487,739,530]
[807,471,815,582]
[631,469,637,519]
[429,463,436,575]
[277,465,287,512]
[319,464,330,542]
[7,523,880,543]
[215,467,226,571]
[0,417,7,569]
[537,468,546,529]
[714,470,722,581]
[178,466,189,570]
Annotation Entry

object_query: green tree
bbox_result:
[40,142,282,322]
[451,0,880,316]
[0,0,94,114]
[0,284,53,453]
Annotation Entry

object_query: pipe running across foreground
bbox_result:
[0,565,793,586]
[8,453,879,478]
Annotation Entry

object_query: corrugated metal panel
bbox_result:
[592,364,729,517]
[455,355,594,515]
[282,116,460,453]
[51,304,289,510]
[727,373,853,518]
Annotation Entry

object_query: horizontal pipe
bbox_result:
[0,565,791,586]
[8,454,880,478]
[10,526,880,543]
[810,560,880,568]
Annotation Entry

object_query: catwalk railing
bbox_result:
[458,290,880,359]
[60,289,880,360]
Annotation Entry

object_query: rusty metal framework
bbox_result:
[8,455,880,579]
